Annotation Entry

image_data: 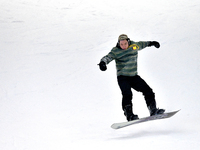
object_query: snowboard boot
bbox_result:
[124,105,139,121]
[148,102,165,116]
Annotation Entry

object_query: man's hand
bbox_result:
[148,41,160,48]
[98,61,107,71]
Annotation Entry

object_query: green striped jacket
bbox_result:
[101,41,150,76]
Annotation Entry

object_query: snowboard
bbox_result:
[111,110,180,129]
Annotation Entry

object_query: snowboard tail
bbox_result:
[111,110,180,129]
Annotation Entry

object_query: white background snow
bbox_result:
[0,0,200,149]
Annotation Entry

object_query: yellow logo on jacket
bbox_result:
[129,44,139,50]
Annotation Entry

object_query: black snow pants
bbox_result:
[117,75,156,110]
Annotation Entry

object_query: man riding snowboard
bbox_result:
[98,34,165,121]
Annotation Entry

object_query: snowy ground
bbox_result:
[0,0,200,149]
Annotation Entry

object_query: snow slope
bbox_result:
[0,0,200,149]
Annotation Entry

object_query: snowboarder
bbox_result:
[98,34,165,121]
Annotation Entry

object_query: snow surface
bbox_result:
[0,0,200,149]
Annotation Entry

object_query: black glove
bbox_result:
[98,61,107,71]
[148,41,160,48]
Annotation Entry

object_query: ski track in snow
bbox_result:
[0,0,200,149]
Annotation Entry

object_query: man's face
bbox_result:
[119,40,129,50]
